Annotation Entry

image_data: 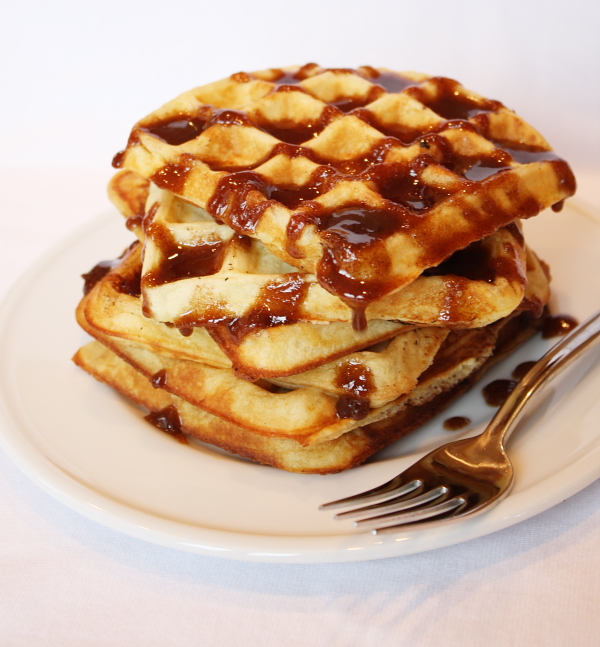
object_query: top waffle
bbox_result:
[114,64,575,329]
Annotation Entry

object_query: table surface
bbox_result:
[1,1,599,644]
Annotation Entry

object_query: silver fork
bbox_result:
[321,309,600,534]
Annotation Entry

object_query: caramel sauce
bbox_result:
[322,204,411,246]
[520,295,545,318]
[317,204,409,321]
[140,106,254,149]
[151,153,196,194]
[113,131,141,169]
[231,71,252,83]
[512,361,537,380]
[482,379,517,406]
[336,359,375,397]
[151,369,168,388]
[363,158,439,210]
[336,396,370,420]
[370,70,415,93]
[115,267,142,298]
[507,149,561,165]
[224,274,309,343]
[270,63,320,84]
[542,314,579,338]
[208,171,274,234]
[144,223,227,287]
[163,263,309,343]
[327,83,385,114]
[82,260,119,295]
[174,302,236,331]
[275,168,336,213]
[144,405,188,443]
[112,150,126,168]
[443,416,471,431]
[140,203,160,236]
[351,107,435,144]
[335,359,374,420]
[254,103,340,144]
[125,214,144,232]
[326,137,400,176]
[141,110,211,146]
[208,108,255,129]
[405,77,504,120]
[463,160,512,181]
[352,308,368,332]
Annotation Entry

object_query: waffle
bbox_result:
[140,186,530,330]
[71,341,482,474]
[73,307,545,473]
[108,174,534,331]
[82,240,416,377]
[77,252,451,437]
[72,64,574,473]
[107,169,150,238]
[76,238,550,449]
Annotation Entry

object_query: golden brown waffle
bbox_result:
[71,341,479,474]
[107,169,149,241]
[76,242,551,448]
[72,65,573,473]
[81,239,549,378]
[140,186,530,330]
[73,306,546,472]
[81,242,415,377]
[113,65,575,328]
[78,254,450,426]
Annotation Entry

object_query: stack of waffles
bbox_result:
[73,65,575,473]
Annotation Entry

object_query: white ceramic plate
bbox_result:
[1,201,600,563]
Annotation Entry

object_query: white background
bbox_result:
[0,1,599,645]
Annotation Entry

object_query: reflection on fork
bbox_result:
[321,309,600,534]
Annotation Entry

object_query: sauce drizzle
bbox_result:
[542,314,579,338]
[482,379,517,407]
[82,260,118,295]
[443,416,471,431]
[144,405,188,443]
[151,369,168,389]
[334,359,374,420]
[512,361,537,380]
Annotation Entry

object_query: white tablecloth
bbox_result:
[1,0,600,643]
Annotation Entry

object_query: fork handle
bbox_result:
[482,309,600,444]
